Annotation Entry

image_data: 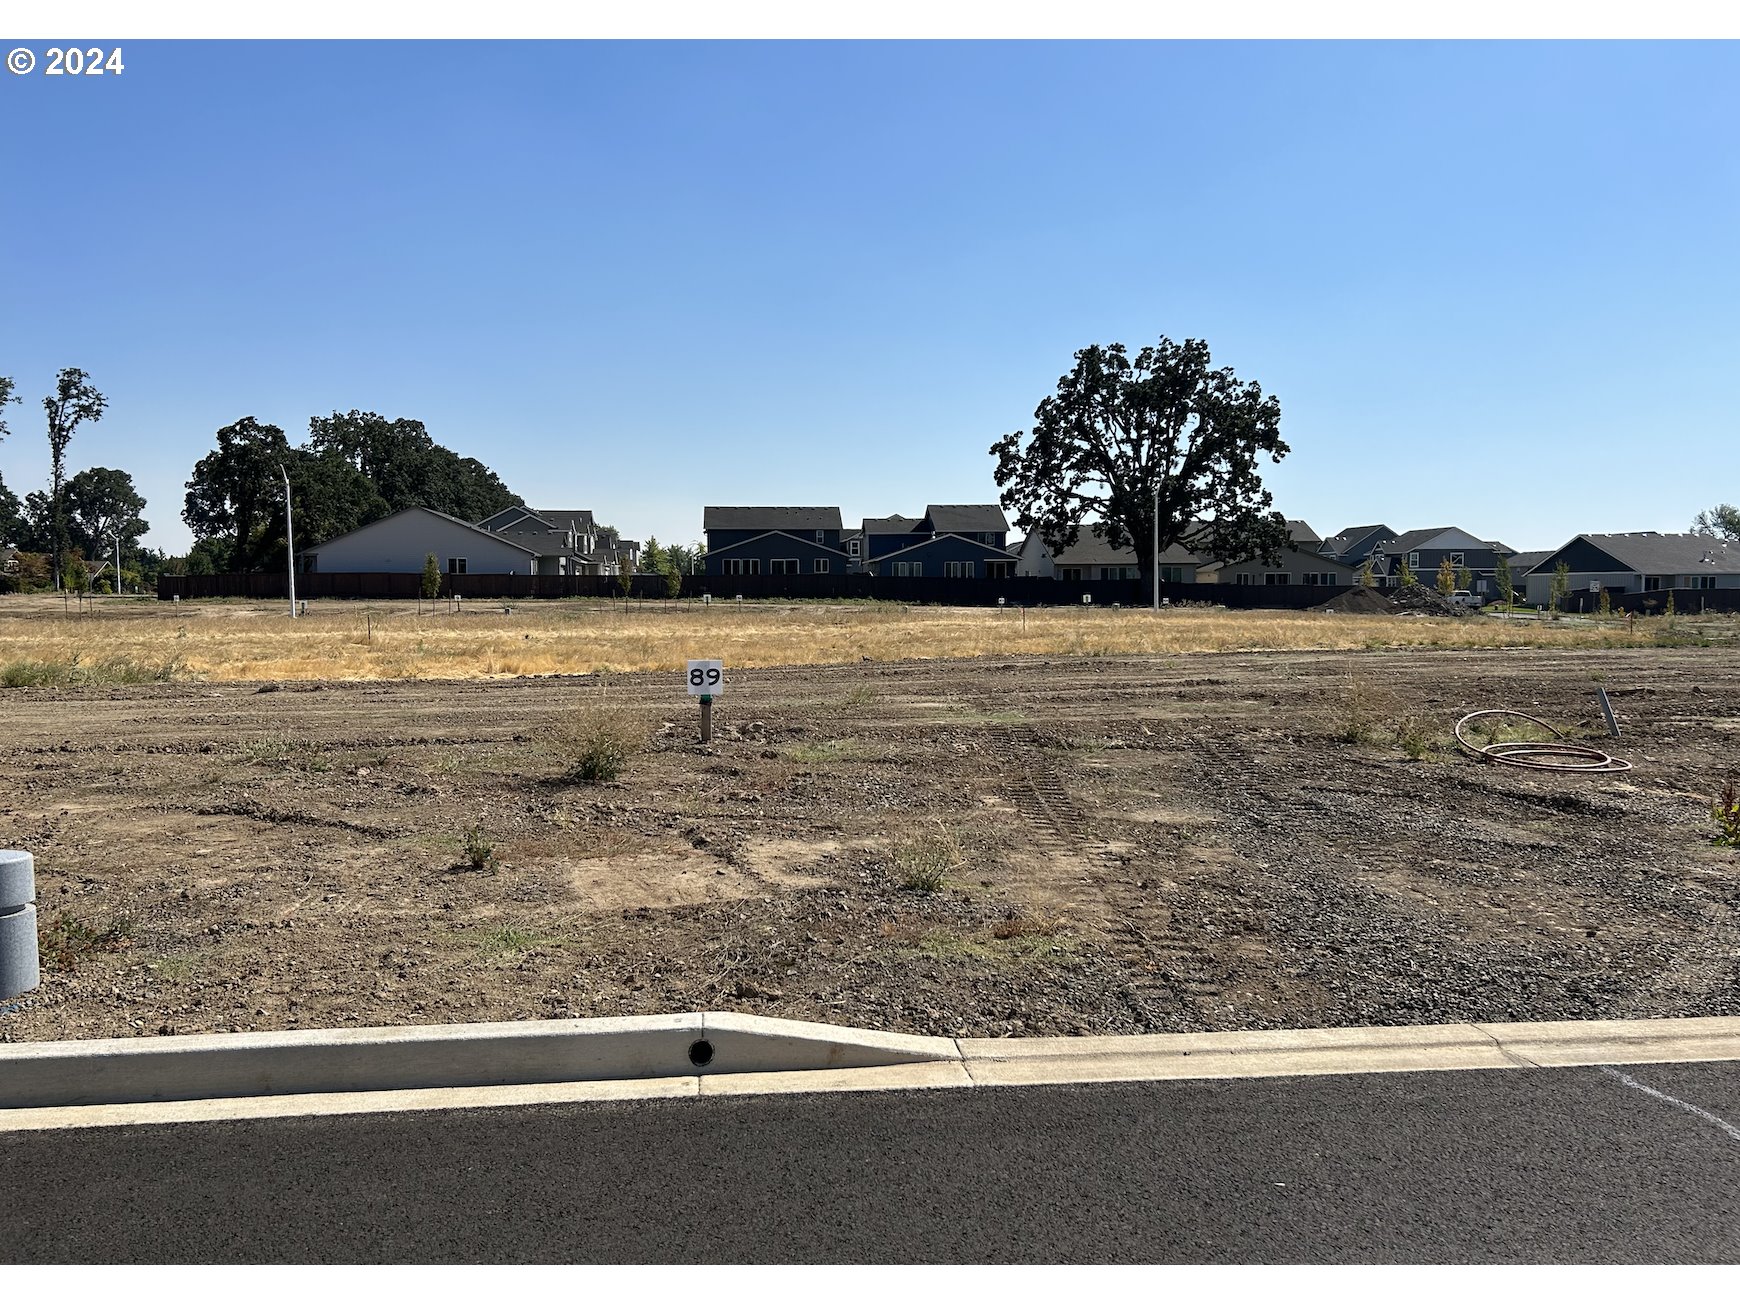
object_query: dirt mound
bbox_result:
[1312,587,1396,614]
[1389,582,1467,616]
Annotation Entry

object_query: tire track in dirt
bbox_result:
[983,721,1223,1023]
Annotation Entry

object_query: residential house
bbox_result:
[1499,550,1553,601]
[300,507,546,577]
[702,507,848,577]
[1367,527,1514,597]
[840,529,864,572]
[1522,533,1740,607]
[477,506,610,575]
[1318,524,1397,575]
[1013,524,1199,583]
[857,505,1015,579]
[1286,520,1323,549]
[1195,543,1359,588]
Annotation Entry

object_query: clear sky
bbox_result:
[2,40,1735,554]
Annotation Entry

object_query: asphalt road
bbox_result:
[4,1063,1739,1263]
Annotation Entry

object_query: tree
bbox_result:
[1394,556,1415,588]
[641,536,663,577]
[1549,562,1571,611]
[1494,553,1514,608]
[1692,504,1740,543]
[183,417,294,572]
[64,553,90,595]
[0,374,18,442]
[65,467,150,564]
[1435,557,1456,596]
[307,410,519,521]
[421,552,442,600]
[1456,565,1473,593]
[663,541,703,576]
[43,369,107,588]
[0,473,21,546]
[990,337,1290,585]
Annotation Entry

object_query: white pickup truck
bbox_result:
[1448,590,1482,611]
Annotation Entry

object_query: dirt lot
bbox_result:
[3,645,1738,1042]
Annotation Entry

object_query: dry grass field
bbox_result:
[1,594,1729,684]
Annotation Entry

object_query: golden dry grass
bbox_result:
[0,594,1726,683]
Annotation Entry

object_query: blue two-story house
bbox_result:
[702,507,849,576]
[859,504,1015,579]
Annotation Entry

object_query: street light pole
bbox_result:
[279,463,297,619]
[1152,484,1160,611]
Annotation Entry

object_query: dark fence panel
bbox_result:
[1606,588,1740,616]
[158,571,1356,610]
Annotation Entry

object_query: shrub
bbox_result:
[39,912,133,972]
[893,825,962,893]
[549,697,652,784]
[1714,776,1740,849]
[463,822,498,871]
[1395,715,1431,760]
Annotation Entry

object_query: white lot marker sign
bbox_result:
[688,659,723,742]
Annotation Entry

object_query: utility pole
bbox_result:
[279,463,297,619]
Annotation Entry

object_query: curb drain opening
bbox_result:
[688,1039,714,1068]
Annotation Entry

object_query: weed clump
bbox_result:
[2,655,185,689]
[462,822,498,871]
[893,825,962,893]
[39,912,133,971]
[550,698,652,784]
[1714,776,1740,849]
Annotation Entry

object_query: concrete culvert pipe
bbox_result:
[0,851,40,1001]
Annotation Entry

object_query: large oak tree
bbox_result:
[990,337,1290,581]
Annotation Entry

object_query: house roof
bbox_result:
[923,504,1009,534]
[1505,550,1555,575]
[1322,524,1394,558]
[1200,542,1357,573]
[535,509,596,530]
[704,506,842,531]
[706,529,850,559]
[1559,532,1740,575]
[1286,519,1321,545]
[304,506,542,557]
[840,529,863,542]
[1051,524,1199,568]
[874,534,1023,564]
[862,514,918,535]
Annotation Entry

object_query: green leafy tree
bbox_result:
[1494,553,1514,607]
[1435,556,1456,596]
[63,553,90,594]
[65,466,150,563]
[1549,562,1571,611]
[990,336,1290,586]
[184,417,294,572]
[17,491,56,554]
[1692,504,1740,543]
[421,552,442,600]
[641,536,663,577]
[1394,556,1415,587]
[0,374,19,442]
[0,472,22,546]
[307,410,519,521]
[43,369,107,588]
[1456,565,1473,592]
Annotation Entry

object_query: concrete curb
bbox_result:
[3,1013,1738,1132]
[0,1011,957,1111]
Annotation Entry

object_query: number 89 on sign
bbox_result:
[687,660,724,696]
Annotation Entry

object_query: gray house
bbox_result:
[301,507,544,576]
[1014,525,1199,582]
[1523,533,1740,606]
[476,506,614,574]
[703,507,849,577]
[1196,543,1358,587]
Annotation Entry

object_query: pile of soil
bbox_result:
[1311,587,1396,615]
[1388,583,1468,616]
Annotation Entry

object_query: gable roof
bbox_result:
[1557,532,1740,575]
[535,508,596,530]
[1321,524,1394,559]
[704,506,842,532]
[1286,519,1321,545]
[923,504,1009,534]
[873,533,1022,564]
[705,529,850,559]
[304,506,541,556]
[1049,524,1200,568]
[862,514,918,535]
[1505,550,1555,576]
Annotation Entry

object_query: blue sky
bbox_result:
[1,40,1735,553]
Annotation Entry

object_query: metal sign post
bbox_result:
[687,659,724,743]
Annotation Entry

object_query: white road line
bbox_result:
[1600,1065,1740,1144]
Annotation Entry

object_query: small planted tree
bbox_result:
[1549,562,1571,612]
[1456,565,1473,593]
[1494,554,1514,608]
[421,552,441,600]
[1394,557,1415,588]
[1597,588,1612,618]
[1359,560,1374,588]
[1435,557,1456,596]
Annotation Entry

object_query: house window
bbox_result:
[1059,566,1084,581]
[304,554,319,573]
[847,539,860,556]
[815,530,824,543]
[893,561,921,577]
[770,559,800,576]
[1643,575,1665,591]
[1159,566,1185,583]
[945,561,974,578]
[1235,573,1254,585]
[1447,553,1464,567]
[985,561,1013,579]
[1687,575,1717,589]
[724,558,760,576]
[446,558,467,575]
[812,558,829,574]
[1407,552,1420,569]
[1264,573,1290,586]
[1302,572,1332,585]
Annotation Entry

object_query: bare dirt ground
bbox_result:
[3,645,1738,1043]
